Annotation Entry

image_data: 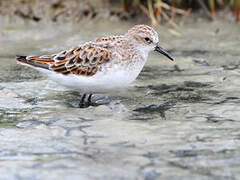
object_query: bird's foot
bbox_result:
[79,94,92,108]
[78,94,110,108]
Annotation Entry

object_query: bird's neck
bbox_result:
[123,39,149,61]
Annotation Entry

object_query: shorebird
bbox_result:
[16,24,174,108]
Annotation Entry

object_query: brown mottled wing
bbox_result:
[50,43,112,76]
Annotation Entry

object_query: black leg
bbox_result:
[78,93,109,108]
[79,93,86,108]
[87,94,93,103]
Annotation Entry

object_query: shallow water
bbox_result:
[0,19,240,180]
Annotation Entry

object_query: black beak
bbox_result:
[154,45,174,61]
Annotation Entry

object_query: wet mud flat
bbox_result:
[0,19,240,180]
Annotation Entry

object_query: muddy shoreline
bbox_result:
[0,0,238,26]
[0,0,143,23]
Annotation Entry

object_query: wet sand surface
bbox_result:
[0,19,240,180]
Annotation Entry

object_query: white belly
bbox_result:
[37,65,143,93]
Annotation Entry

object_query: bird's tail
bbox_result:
[16,55,29,64]
[16,55,53,70]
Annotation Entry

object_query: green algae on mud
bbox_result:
[0,108,24,127]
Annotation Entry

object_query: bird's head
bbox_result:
[125,24,173,61]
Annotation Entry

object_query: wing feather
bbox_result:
[17,36,121,77]
[50,42,113,76]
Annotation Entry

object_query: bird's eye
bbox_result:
[144,37,152,43]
